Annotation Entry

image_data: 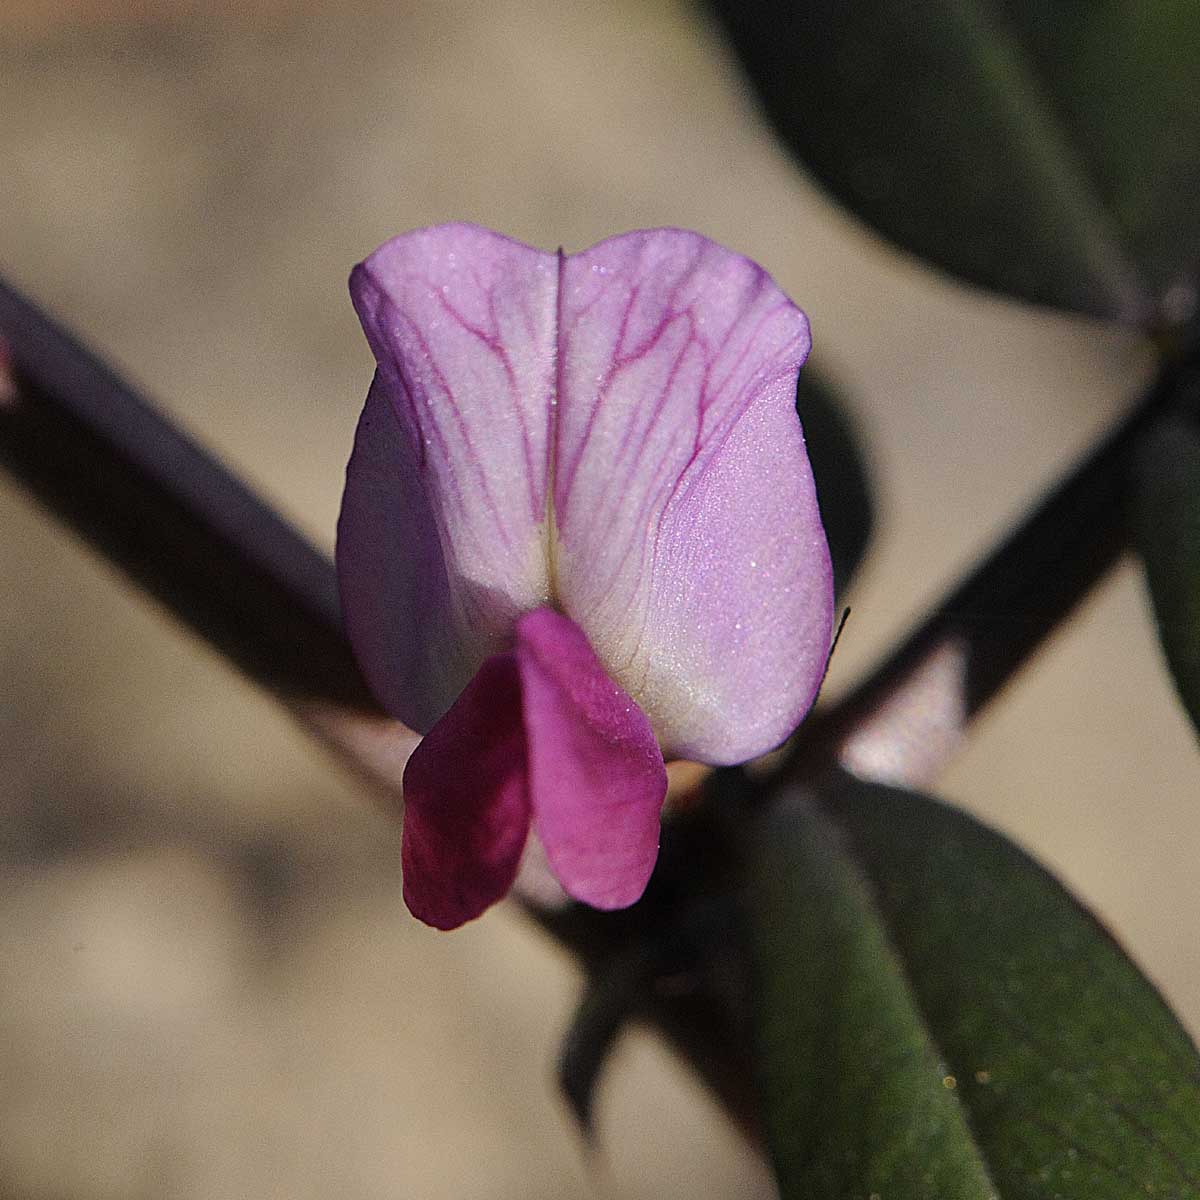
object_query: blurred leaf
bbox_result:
[558,941,662,1138]
[1129,413,1200,735]
[743,775,1200,1199]
[712,0,1200,323]
[797,364,873,598]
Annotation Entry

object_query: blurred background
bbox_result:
[0,1,1195,1197]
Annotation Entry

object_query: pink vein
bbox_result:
[381,290,517,557]
[434,285,543,521]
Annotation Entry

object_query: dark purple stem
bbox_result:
[786,340,1200,788]
[0,277,376,715]
[1,274,1195,1133]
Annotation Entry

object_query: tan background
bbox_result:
[0,1,1195,1197]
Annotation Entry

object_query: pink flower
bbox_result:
[337,224,833,928]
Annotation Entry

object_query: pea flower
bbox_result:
[337,224,833,929]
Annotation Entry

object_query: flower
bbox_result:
[337,224,833,928]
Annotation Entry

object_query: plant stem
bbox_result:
[1,275,1196,1135]
[0,279,418,808]
[787,341,1200,789]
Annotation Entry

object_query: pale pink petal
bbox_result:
[339,224,558,731]
[554,229,833,764]
[400,652,530,930]
[515,608,666,910]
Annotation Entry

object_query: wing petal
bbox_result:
[517,608,666,910]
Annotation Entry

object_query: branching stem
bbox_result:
[2,276,1197,1135]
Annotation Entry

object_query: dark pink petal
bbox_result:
[554,230,833,764]
[514,608,666,910]
[400,652,530,930]
[339,224,558,732]
[401,608,666,926]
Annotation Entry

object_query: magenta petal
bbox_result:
[514,608,667,910]
[339,224,558,732]
[401,653,530,930]
[555,230,834,764]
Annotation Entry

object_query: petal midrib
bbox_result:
[544,246,566,609]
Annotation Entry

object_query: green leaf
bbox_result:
[797,364,874,600]
[558,940,662,1138]
[1129,413,1200,735]
[743,775,1200,1199]
[712,0,1200,323]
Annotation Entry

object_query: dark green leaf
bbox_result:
[797,364,874,599]
[557,941,662,1138]
[743,775,1200,1199]
[1129,413,1200,735]
[712,0,1200,323]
